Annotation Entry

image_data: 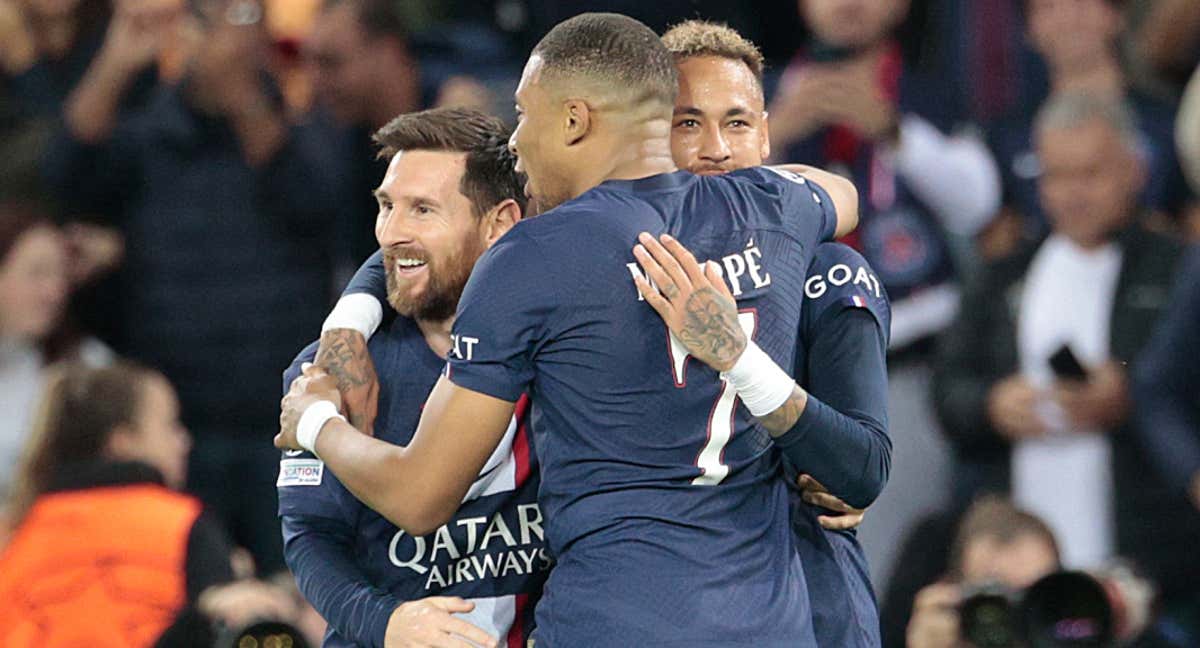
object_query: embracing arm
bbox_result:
[282,515,400,647]
[277,372,515,535]
[772,164,859,238]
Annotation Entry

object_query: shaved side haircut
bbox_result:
[661,20,765,91]
[531,12,678,111]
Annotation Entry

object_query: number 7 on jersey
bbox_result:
[668,311,758,486]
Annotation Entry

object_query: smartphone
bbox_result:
[1049,345,1089,381]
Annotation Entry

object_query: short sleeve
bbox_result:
[445,229,553,403]
[801,243,891,346]
[341,250,388,303]
[277,340,362,521]
[734,166,840,247]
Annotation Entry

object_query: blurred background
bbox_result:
[1,0,1198,646]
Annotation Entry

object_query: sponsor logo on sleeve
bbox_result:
[277,458,324,487]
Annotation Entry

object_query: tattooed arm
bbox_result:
[314,329,380,435]
[631,232,809,436]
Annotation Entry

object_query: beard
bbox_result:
[384,236,484,322]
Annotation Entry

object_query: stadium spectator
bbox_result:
[0,362,234,647]
[986,0,1195,248]
[768,0,1001,590]
[43,0,337,575]
[0,200,112,520]
[933,92,1200,609]
[304,0,432,273]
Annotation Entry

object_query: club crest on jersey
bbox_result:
[628,238,772,300]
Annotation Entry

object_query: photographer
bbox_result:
[907,498,1060,648]
[907,497,1163,648]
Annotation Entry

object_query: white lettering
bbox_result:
[388,532,428,574]
[721,253,747,296]
[517,504,544,544]
[501,551,523,576]
[805,274,827,299]
[854,266,876,295]
[745,247,772,289]
[827,264,852,287]
[451,334,479,361]
[480,513,517,550]
[424,565,448,589]
[455,557,474,583]
[430,525,461,562]
[517,549,539,572]
[470,552,503,579]
[456,516,488,554]
[626,262,660,301]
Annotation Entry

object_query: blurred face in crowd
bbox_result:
[1037,117,1144,248]
[0,224,68,342]
[19,0,80,20]
[1027,0,1122,74]
[188,0,268,95]
[108,373,191,490]
[799,0,909,49]
[959,532,1059,589]
[671,56,769,174]
[374,150,489,322]
[510,54,579,212]
[307,2,405,126]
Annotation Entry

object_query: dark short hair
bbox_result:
[324,0,408,41]
[661,20,764,90]
[373,107,527,218]
[949,495,1061,577]
[532,13,678,109]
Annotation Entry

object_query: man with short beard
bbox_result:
[277,108,546,648]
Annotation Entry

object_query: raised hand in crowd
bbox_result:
[905,582,961,648]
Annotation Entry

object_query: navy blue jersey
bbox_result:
[446,168,838,646]
[791,243,891,648]
[278,317,546,647]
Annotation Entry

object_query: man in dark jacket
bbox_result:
[932,92,1199,609]
[42,0,336,574]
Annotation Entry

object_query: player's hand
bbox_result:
[632,232,746,372]
[276,364,342,451]
[384,597,498,648]
[986,375,1048,441]
[906,582,962,648]
[315,328,380,435]
[797,474,866,530]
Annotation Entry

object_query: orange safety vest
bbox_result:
[0,484,202,648]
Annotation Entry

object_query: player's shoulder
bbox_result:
[803,243,890,331]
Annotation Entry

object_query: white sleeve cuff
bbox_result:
[322,293,384,340]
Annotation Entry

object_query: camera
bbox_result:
[959,567,1153,648]
[213,620,314,648]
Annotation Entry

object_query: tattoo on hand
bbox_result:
[678,287,746,370]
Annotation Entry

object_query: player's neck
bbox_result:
[588,128,677,188]
[416,316,455,359]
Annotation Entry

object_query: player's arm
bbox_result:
[277,371,515,535]
[788,296,891,511]
[632,234,887,509]
[282,516,496,648]
[771,164,859,238]
[316,250,388,433]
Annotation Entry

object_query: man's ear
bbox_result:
[482,198,522,248]
[563,99,592,147]
[760,111,772,162]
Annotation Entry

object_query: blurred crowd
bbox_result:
[0,0,1199,646]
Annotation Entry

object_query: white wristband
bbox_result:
[296,400,344,457]
[322,293,384,340]
[720,341,796,417]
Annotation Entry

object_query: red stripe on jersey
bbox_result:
[513,395,533,488]
[507,593,530,648]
